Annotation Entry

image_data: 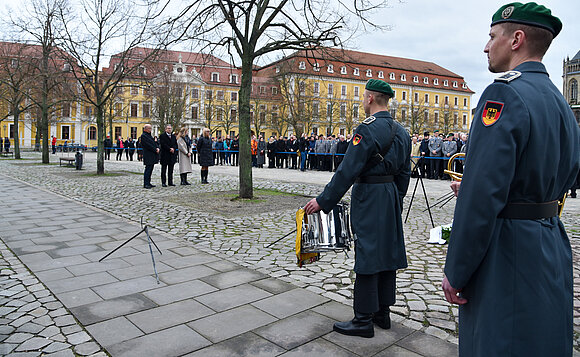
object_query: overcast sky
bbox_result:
[352,0,579,108]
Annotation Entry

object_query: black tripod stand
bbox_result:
[405,158,435,228]
[99,218,162,283]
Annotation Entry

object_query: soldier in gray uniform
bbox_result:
[305,79,411,338]
[442,133,457,179]
[314,135,326,171]
[428,129,443,179]
[442,3,580,356]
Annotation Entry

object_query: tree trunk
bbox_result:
[12,104,20,159]
[238,55,254,199]
[96,103,105,174]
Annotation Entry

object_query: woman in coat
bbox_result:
[176,127,192,185]
[267,136,276,168]
[196,128,214,184]
[257,135,266,168]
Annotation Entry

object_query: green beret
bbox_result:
[365,79,394,97]
[491,2,562,37]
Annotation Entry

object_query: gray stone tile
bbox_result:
[18,252,52,263]
[24,255,91,272]
[278,338,357,357]
[142,280,218,305]
[84,246,142,262]
[184,332,286,357]
[324,322,416,356]
[195,284,272,312]
[44,272,117,293]
[396,331,458,357]
[45,245,104,258]
[127,299,214,333]
[374,345,423,357]
[157,265,218,285]
[162,253,221,269]
[70,293,157,325]
[254,311,335,350]
[57,288,103,309]
[121,250,183,266]
[106,325,210,357]
[311,301,353,321]
[108,262,173,281]
[85,317,143,347]
[12,242,67,255]
[91,275,166,300]
[200,269,267,289]
[168,246,201,256]
[251,288,328,319]
[204,260,241,272]
[35,269,74,283]
[65,259,130,277]
[187,305,277,343]
[65,237,113,247]
[250,278,296,295]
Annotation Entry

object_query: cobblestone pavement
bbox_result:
[1,152,579,352]
[0,239,106,356]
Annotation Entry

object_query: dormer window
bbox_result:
[434,78,439,85]
[211,72,219,82]
[313,63,320,72]
[354,68,359,76]
[462,83,467,89]
[327,64,334,73]
[275,66,280,73]
[139,66,146,76]
[443,80,449,86]
[230,74,238,84]
[389,72,395,80]
[423,77,429,84]
[401,74,406,81]
[413,76,419,83]
[63,63,71,72]
[366,69,372,77]
[340,66,347,74]
[453,81,458,88]
[299,61,306,70]
[378,71,384,79]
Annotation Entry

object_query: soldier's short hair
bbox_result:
[500,22,553,57]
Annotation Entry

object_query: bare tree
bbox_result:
[58,0,169,174]
[404,98,429,134]
[151,69,188,130]
[169,0,391,198]
[217,91,238,137]
[343,100,361,135]
[250,98,269,137]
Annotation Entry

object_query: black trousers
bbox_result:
[161,163,174,185]
[143,164,154,187]
[353,271,396,314]
[431,157,441,179]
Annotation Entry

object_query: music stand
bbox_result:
[405,158,435,228]
[99,218,162,284]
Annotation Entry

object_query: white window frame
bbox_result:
[423,77,429,84]
[378,71,384,79]
[340,66,347,74]
[401,74,406,81]
[354,68,360,76]
[299,61,306,70]
[389,72,395,80]
[366,69,372,77]
[434,78,439,85]
[211,72,220,82]
[327,64,334,73]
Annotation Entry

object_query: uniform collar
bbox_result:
[513,61,548,75]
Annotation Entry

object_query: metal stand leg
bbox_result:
[405,161,435,228]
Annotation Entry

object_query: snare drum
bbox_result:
[300,203,353,253]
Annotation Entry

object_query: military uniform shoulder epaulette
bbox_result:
[494,71,521,83]
[362,116,376,124]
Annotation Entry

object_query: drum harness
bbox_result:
[355,119,400,184]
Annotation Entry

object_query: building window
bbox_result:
[258,86,265,95]
[434,112,439,124]
[454,113,458,125]
[378,71,384,79]
[139,66,146,76]
[327,64,334,73]
[130,86,139,95]
[366,69,372,77]
[62,103,70,118]
[413,76,419,83]
[114,103,123,116]
[130,103,138,117]
[340,66,347,74]
[402,91,406,101]
[340,103,346,118]
[211,73,219,82]
[353,104,359,119]
[462,83,468,89]
[231,92,237,101]
[463,114,468,126]
[114,127,122,139]
[11,59,18,68]
[327,102,332,119]
[63,63,71,72]
[230,108,237,122]
[88,126,97,140]
[215,130,222,138]
[192,106,198,120]
[275,66,280,73]
[217,108,223,121]
[354,68,359,76]
[340,128,345,136]
[341,85,347,96]
[435,95,439,104]
[230,74,238,84]
[314,82,320,95]
[142,103,150,117]
[299,61,306,70]
[424,94,429,103]
[570,79,578,101]
[463,98,467,107]
[191,88,199,99]
[313,63,320,72]
[424,110,429,122]
[414,92,419,102]
[206,90,212,100]
[401,109,406,121]
[84,106,92,116]
[453,81,458,88]
[328,83,333,96]
[434,78,439,85]
[401,74,406,81]
[423,77,429,84]
[313,102,319,117]
[389,72,395,80]
[131,127,137,139]
[443,80,449,86]
[271,87,278,95]
[299,81,305,95]
[445,96,449,105]
[454,97,458,106]
[62,125,70,140]
[215,90,223,100]
[354,86,359,97]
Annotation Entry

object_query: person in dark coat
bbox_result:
[442,4,580,356]
[104,135,112,160]
[257,135,266,168]
[140,124,159,189]
[267,136,276,168]
[136,137,143,161]
[125,137,135,161]
[335,135,348,170]
[298,133,308,171]
[158,124,178,187]
[230,135,239,166]
[4,137,10,153]
[115,136,124,160]
[419,132,430,178]
[196,128,214,183]
[305,79,410,338]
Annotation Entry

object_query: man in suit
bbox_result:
[140,124,159,189]
[159,124,178,187]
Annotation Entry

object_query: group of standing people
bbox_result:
[410,131,468,179]
[0,137,10,153]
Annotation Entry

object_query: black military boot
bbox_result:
[200,170,205,184]
[333,311,374,338]
[373,305,391,329]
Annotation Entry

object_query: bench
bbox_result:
[0,151,14,158]
[59,157,76,167]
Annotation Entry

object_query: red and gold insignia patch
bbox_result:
[352,134,362,146]
[482,101,504,126]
